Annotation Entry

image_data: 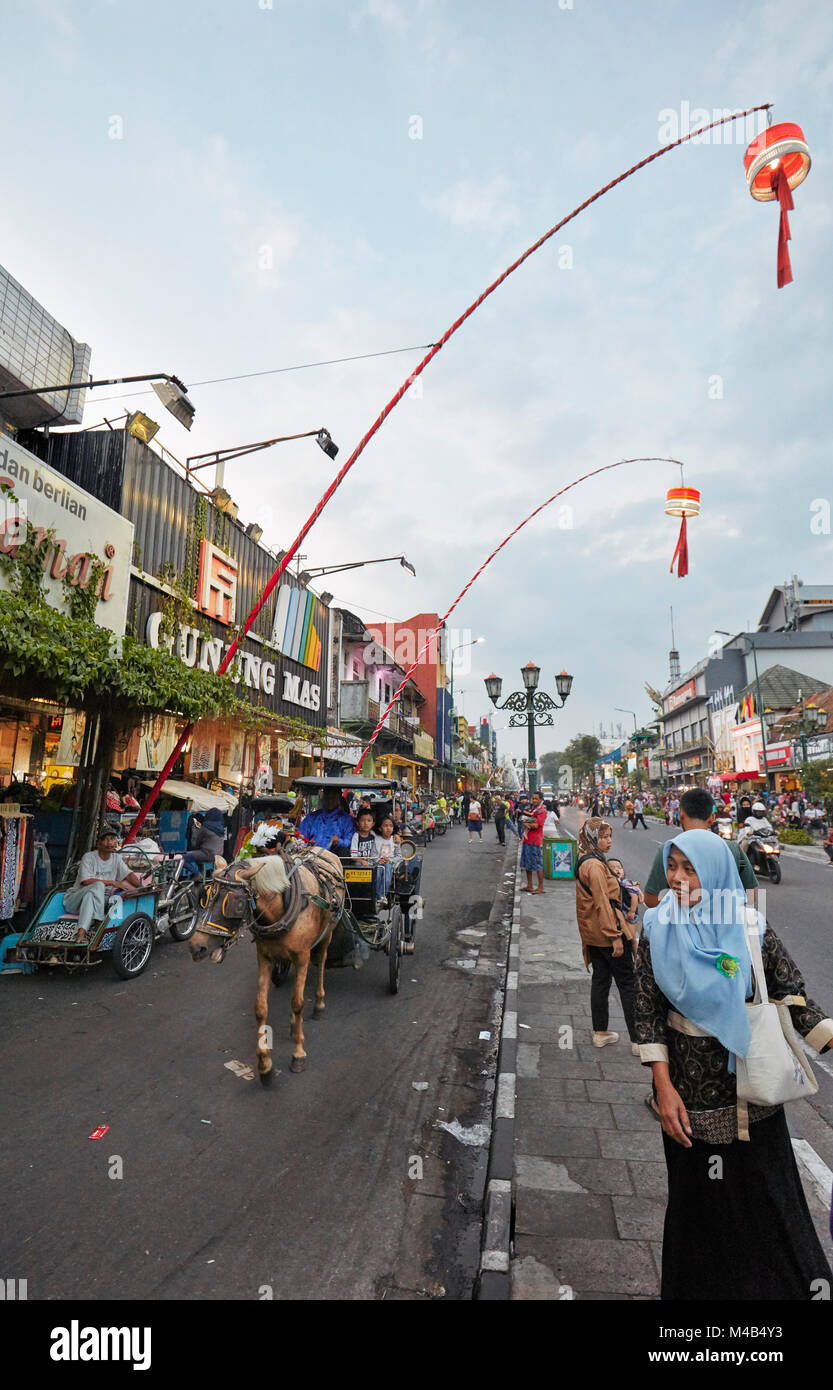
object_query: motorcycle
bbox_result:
[743,831,782,884]
[714,816,734,841]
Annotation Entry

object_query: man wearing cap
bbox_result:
[63,827,143,943]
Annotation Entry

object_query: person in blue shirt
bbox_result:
[299,788,356,852]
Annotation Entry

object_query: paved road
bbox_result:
[565,807,833,1150]
[0,826,512,1301]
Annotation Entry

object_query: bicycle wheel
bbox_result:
[388,903,402,994]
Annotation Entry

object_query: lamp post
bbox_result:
[614,707,640,791]
[298,554,416,584]
[485,663,572,794]
[795,693,826,767]
[0,371,196,430]
[186,427,338,488]
[451,637,485,768]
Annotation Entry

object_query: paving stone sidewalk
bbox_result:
[509,876,832,1301]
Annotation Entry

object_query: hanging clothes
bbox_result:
[0,818,20,919]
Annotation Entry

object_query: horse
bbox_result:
[188,844,346,1086]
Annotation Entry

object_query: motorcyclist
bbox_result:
[737,800,774,851]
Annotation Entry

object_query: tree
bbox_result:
[538,750,564,786]
[562,735,602,787]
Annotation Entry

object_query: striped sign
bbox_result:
[271,586,323,671]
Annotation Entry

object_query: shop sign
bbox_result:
[145,611,321,710]
[666,678,697,711]
[197,540,237,625]
[758,741,793,771]
[0,435,133,637]
[805,734,832,761]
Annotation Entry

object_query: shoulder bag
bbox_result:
[734,909,818,1106]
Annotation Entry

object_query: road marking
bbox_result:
[791,1138,833,1209]
[496,1072,516,1119]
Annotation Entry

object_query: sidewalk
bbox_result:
[507,869,832,1300]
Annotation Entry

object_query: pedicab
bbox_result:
[291,775,425,993]
[13,844,206,978]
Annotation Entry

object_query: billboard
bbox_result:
[0,434,133,638]
[0,264,91,428]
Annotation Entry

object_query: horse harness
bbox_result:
[198,849,347,955]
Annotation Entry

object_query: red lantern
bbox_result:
[665,486,700,578]
[744,122,811,288]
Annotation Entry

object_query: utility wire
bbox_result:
[84,343,435,405]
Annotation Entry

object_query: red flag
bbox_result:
[773,164,794,288]
[669,515,689,577]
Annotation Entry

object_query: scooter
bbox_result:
[714,816,734,841]
[743,831,782,884]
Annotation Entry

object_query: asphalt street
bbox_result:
[569,806,833,1150]
[0,824,512,1301]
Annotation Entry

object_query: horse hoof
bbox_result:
[259,1066,274,1087]
[192,947,207,961]
[312,1005,325,1018]
[290,1056,307,1074]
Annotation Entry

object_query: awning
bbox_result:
[139,778,238,813]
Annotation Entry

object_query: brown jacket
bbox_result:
[575,854,636,968]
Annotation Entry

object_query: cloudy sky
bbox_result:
[3,0,832,761]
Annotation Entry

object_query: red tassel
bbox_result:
[670,515,688,577]
[773,165,794,289]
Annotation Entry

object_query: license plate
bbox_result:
[344,868,373,883]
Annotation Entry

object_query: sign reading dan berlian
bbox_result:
[0,434,133,639]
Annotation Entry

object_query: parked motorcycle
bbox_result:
[744,831,782,884]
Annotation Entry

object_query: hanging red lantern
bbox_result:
[744,122,811,288]
[665,485,700,578]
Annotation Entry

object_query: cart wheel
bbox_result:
[403,904,416,952]
[271,959,292,987]
[169,883,199,941]
[388,904,402,994]
[437,825,446,836]
[111,913,155,979]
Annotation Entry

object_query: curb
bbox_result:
[475,839,521,1301]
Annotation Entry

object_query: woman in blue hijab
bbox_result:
[635,829,833,1300]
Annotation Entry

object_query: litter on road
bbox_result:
[436,1119,491,1147]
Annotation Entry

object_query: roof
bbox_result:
[736,663,832,711]
[139,779,238,813]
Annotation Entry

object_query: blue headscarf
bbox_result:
[641,829,762,1065]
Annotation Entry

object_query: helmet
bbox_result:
[752,801,767,813]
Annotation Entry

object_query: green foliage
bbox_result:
[797,758,833,803]
[0,590,241,720]
[562,734,603,784]
[538,750,564,785]
[777,827,814,846]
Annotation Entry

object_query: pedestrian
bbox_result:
[642,787,758,910]
[467,794,483,843]
[635,828,833,1300]
[632,795,647,830]
[542,800,561,837]
[624,795,635,829]
[520,789,546,893]
[574,817,638,1051]
[494,795,507,846]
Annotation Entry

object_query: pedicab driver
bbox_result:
[299,787,356,853]
[63,826,143,943]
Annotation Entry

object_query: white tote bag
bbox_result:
[735,911,818,1106]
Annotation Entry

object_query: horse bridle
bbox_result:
[195,851,346,953]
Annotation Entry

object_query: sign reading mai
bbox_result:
[0,437,133,638]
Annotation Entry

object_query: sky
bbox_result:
[3,0,832,763]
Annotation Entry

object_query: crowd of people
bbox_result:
[567,787,833,1301]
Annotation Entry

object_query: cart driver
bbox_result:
[299,787,356,854]
[63,826,143,943]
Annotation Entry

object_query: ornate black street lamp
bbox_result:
[485,663,572,793]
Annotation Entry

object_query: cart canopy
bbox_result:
[139,779,238,814]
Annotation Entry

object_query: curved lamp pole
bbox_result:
[127,103,771,842]
[484,665,573,793]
